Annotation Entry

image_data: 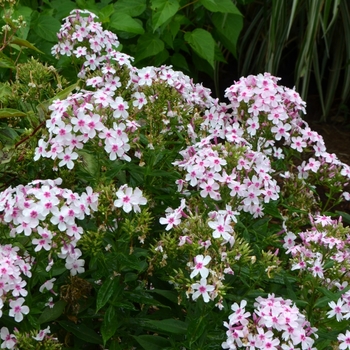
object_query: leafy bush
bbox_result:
[0,9,350,350]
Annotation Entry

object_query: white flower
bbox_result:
[0,327,16,349]
[9,298,30,322]
[32,326,50,341]
[190,255,211,279]
[114,185,147,213]
[191,278,215,303]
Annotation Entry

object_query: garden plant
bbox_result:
[0,7,350,350]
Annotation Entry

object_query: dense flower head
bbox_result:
[222,294,318,349]
[0,178,99,275]
[284,214,350,285]
[0,244,31,320]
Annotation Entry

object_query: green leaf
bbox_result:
[171,52,189,72]
[199,0,241,14]
[336,211,350,224]
[133,335,171,350]
[11,37,44,54]
[211,13,243,57]
[101,305,120,345]
[149,289,178,304]
[0,108,26,119]
[151,0,180,31]
[144,319,187,335]
[187,315,207,345]
[49,0,76,21]
[135,34,164,62]
[38,300,66,324]
[32,15,61,42]
[58,320,102,344]
[0,53,15,70]
[96,277,121,312]
[114,0,147,17]
[109,12,145,34]
[184,28,215,68]
[98,4,114,23]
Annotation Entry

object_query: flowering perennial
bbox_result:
[0,8,350,349]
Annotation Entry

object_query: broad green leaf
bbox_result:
[38,300,66,324]
[144,319,187,334]
[98,4,114,23]
[58,320,102,344]
[171,52,189,72]
[133,335,171,350]
[184,28,215,68]
[101,305,119,344]
[151,0,180,31]
[114,0,147,17]
[0,53,15,70]
[32,15,61,42]
[211,13,243,57]
[96,277,120,312]
[49,0,76,21]
[0,108,26,119]
[11,37,44,54]
[135,34,164,62]
[199,0,241,14]
[109,13,144,34]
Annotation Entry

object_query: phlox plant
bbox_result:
[0,9,350,350]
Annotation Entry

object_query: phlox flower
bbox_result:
[314,214,333,227]
[39,278,57,293]
[327,299,345,322]
[111,96,129,119]
[0,327,16,349]
[291,136,307,152]
[208,215,233,240]
[114,185,147,213]
[191,278,215,303]
[65,254,85,276]
[190,254,211,279]
[338,330,350,349]
[58,149,78,169]
[199,178,221,200]
[159,211,182,231]
[32,326,51,341]
[9,297,29,322]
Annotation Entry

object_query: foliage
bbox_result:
[0,8,350,350]
[237,0,350,122]
[0,0,244,96]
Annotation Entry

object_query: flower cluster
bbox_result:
[222,295,318,349]
[0,245,31,322]
[36,9,220,172]
[114,185,147,213]
[224,73,350,204]
[284,214,350,284]
[0,178,99,276]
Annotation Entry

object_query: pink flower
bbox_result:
[114,185,147,213]
[338,330,350,349]
[190,255,211,279]
[191,278,215,303]
[0,327,16,349]
[9,297,30,322]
